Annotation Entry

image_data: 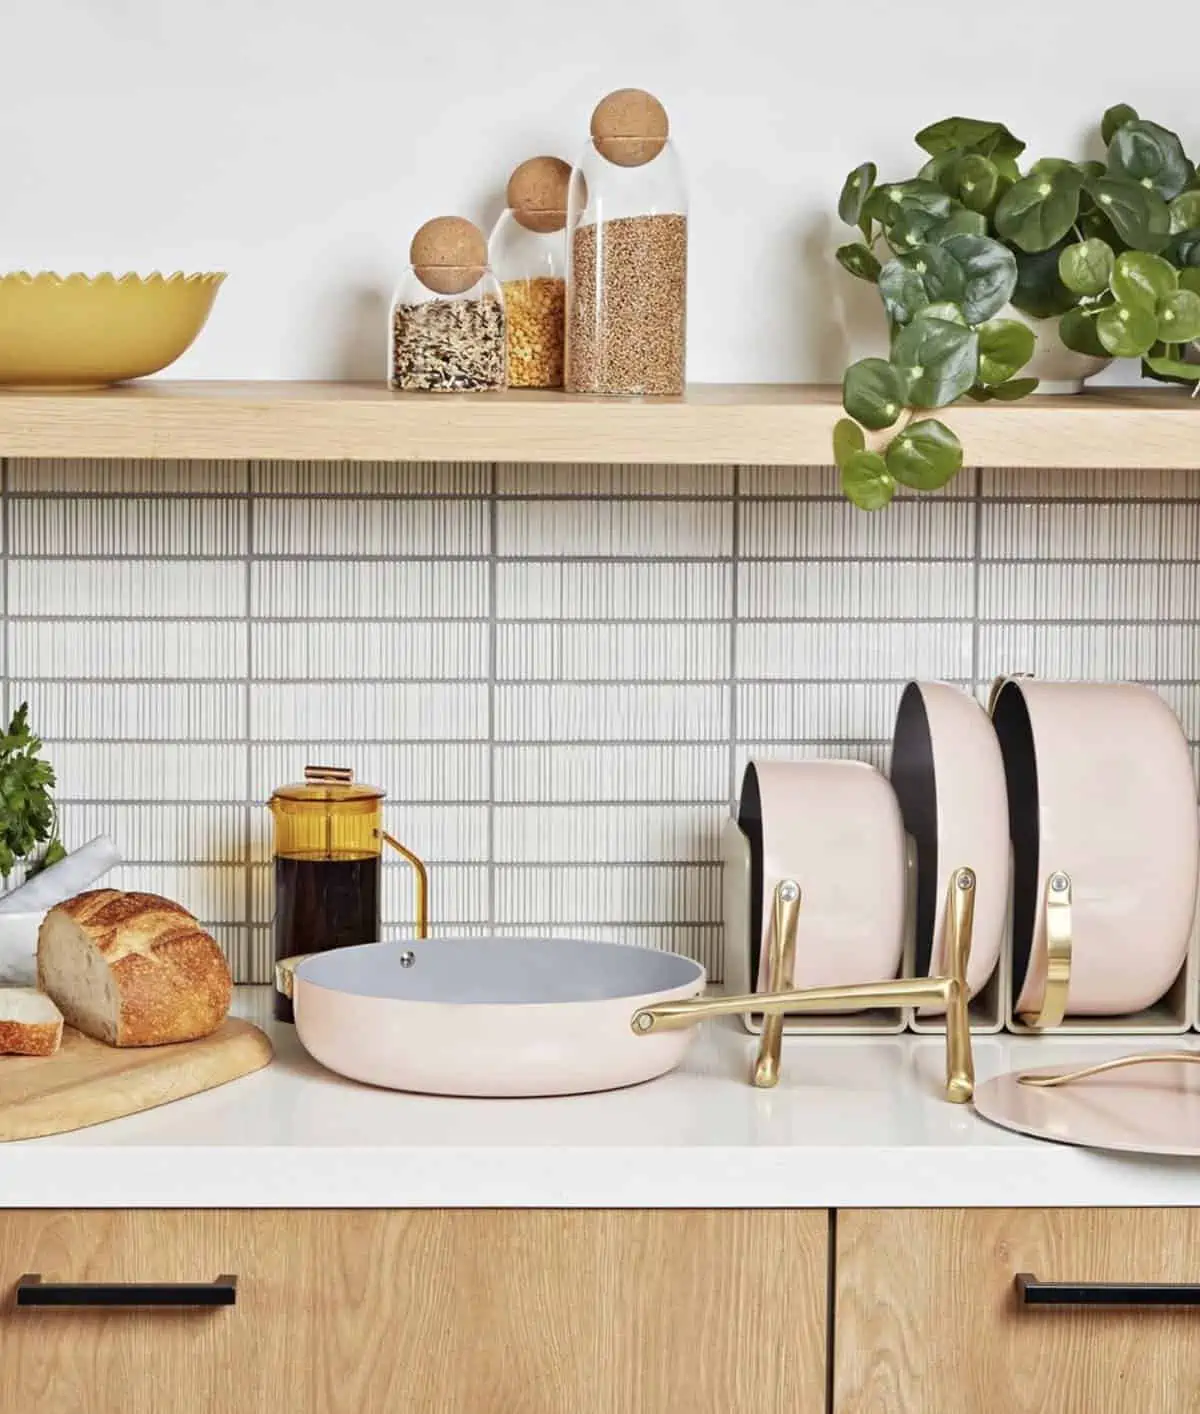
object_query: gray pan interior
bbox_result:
[297,938,706,1005]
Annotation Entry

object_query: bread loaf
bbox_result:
[0,987,63,1055]
[38,890,232,1047]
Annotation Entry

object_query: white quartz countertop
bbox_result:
[3,989,1198,1209]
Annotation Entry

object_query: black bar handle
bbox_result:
[1017,1273,1200,1307]
[16,1274,237,1309]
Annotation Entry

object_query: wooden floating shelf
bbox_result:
[0,381,1194,466]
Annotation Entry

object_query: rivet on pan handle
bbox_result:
[1018,871,1072,1031]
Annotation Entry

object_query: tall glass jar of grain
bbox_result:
[489,156,572,389]
[565,88,687,396]
[389,216,507,392]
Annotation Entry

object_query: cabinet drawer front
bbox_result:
[1,1209,826,1414]
[835,1209,1200,1414]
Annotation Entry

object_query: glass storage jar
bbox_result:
[565,88,687,396]
[389,216,506,392]
[489,156,571,388]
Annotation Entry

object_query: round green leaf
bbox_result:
[1143,352,1200,384]
[994,167,1084,252]
[885,419,963,491]
[1180,269,1200,296]
[977,318,1036,385]
[878,246,965,324]
[839,163,877,226]
[1107,120,1194,201]
[1030,157,1076,177]
[1059,305,1109,358]
[1169,192,1200,235]
[841,451,895,511]
[985,376,1040,401]
[951,155,1000,213]
[927,209,989,242]
[1096,301,1160,357]
[842,358,906,430]
[919,149,962,194]
[891,317,979,408]
[1011,243,1078,318]
[940,234,1019,324]
[832,417,865,471]
[915,117,1025,163]
[1086,177,1171,252]
[917,302,968,325]
[1157,290,1200,343]
[1101,103,1139,146]
[884,205,950,253]
[1111,250,1178,310]
[836,243,882,283]
[866,180,953,225]
[1058,238,1114,296]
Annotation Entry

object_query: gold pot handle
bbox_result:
[381,832,429,940]
[753,880,801,1089]
[274,952,314,1000]
[1017,872,1071,1030]
[631,866,977,1104]
[943,866,976,1104]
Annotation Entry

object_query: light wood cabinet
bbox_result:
[834,1208,1200,1414]
[0,1209,827,1414]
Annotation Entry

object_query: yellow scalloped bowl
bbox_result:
[0,272,225,387]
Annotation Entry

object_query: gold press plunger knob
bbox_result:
[590,88,670,168]
[410,216,488,295]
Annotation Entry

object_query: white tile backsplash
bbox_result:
[12,560,246,618]
[10,621,249,679]
[7,457,1198,984]
[11,497,247,557]
[250,621,488,681]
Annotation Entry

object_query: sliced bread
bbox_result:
[38,890,232,1048]
[0,987,64,1056]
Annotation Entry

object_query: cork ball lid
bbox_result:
[410,216,488,295]
[506,155,573,234]
[591,88,669,168]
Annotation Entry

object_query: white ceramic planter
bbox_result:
[1000,303,1111,395]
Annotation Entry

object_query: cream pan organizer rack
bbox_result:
[722,678,1200,1038]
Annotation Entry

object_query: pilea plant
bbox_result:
[1056,105,1200,384]
[0,702,64,881]
[834,107,1200,509]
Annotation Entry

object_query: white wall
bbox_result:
[5,0,1198,382]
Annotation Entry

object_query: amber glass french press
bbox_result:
[269,766,428,1022]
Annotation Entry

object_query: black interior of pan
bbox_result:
[991,681,1040,1007]
[890,683,939,977]
[737,763,766,988]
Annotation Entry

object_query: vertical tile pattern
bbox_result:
[6,458,1198,983]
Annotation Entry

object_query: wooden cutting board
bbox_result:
[0,1018,273,1141]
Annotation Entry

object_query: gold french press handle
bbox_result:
[382,832,429,940]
